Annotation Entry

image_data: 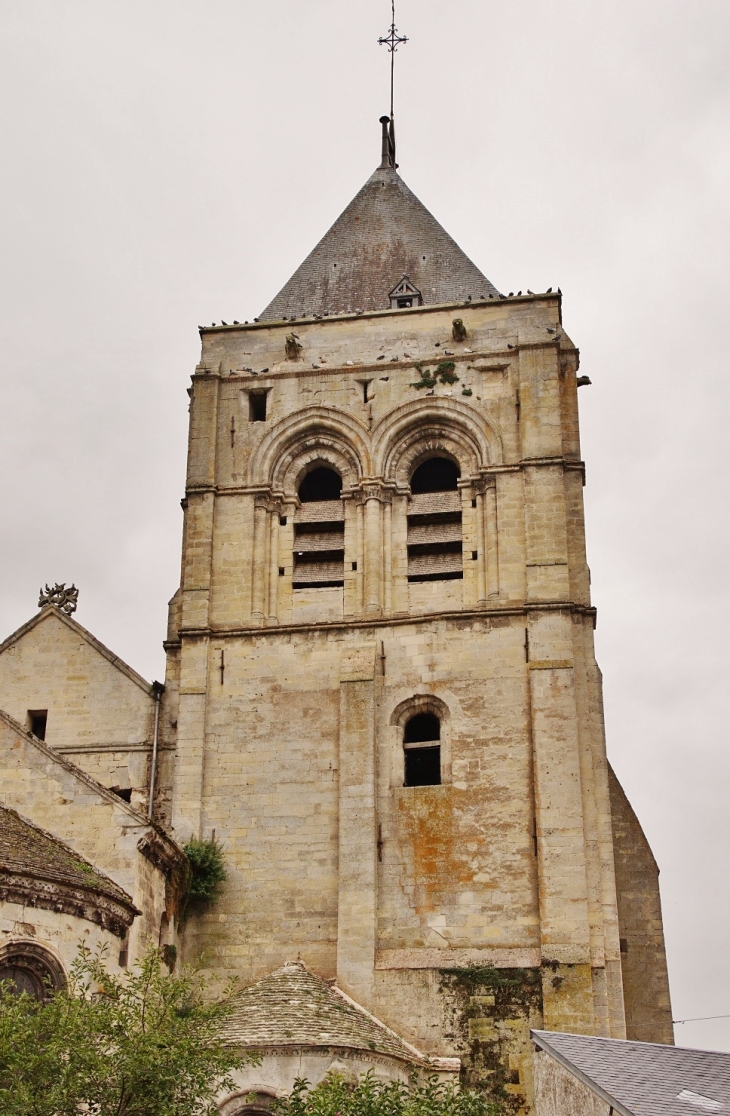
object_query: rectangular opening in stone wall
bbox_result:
[27,710,47,740]
[248,392,267,422]
[404,745,441,787]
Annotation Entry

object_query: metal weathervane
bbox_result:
[378,0,408,121]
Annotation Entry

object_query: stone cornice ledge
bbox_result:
[184,458,586,499]
[173,601,597,642]
[376,947,541,970]
[0,873,139,938]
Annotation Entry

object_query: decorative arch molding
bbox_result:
[389,693,451,730]
[279,443,356,499]
[219,1088,282,1116]
[248,407,371,493]
[372,399,502,487]
[0,941,66,1000]
[388,693,452,788]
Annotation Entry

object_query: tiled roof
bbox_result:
[260,166,500,320]
[224,961,423,1065]
[0,804,131,904]
[532,1030,730,1116]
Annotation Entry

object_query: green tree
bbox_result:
[272,1072,508,1116]
[0,945,255,1116]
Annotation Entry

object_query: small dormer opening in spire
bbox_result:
[389,276,422,309]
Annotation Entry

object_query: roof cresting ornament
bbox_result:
[38,583,79,615]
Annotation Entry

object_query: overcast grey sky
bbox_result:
[1,0,728,1050]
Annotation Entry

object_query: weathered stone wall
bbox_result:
[0,902,124,982]
[0,608,162,815]
[0,711,173,963]
[608,765,674,1044]
[179,618,543,981]
[532,1048,608,1116]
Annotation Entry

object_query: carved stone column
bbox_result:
[362,484,383,615]
[485,479,500,599]
[356,499,365,613]
[390,492,410,614]
[250,495,270,624]
[267,499,281,624]
[475,485,488,604]
[381,491,393,615]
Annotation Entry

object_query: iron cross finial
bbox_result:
[378,0,408,121]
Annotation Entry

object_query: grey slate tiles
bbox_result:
[260,166,499,320]
[224,960,422,1065]
[533,1029,730,1116]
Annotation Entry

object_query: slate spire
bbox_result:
[259,120,500,320]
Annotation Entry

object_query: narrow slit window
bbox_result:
[249,392,267,422]
[293,467,345,590]
[407,456,463,583]
[403,712,441,787]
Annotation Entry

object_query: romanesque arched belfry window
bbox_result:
[406,456,463,582]
[293,467,345,589]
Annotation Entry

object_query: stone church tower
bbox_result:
[161,120,673,1104]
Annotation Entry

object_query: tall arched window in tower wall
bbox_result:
[293,467,345,589]
[406,457,463,582]
[403,711,441,786]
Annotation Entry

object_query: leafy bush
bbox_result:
[272,1071,508,1116]
[180,836,227,922]
[0,945,255,1116]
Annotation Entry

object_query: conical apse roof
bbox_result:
[260,165,500,319]
[223,960,423,1064]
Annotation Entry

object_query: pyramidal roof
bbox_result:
[223,960,423,1064]
[260,163,500,320]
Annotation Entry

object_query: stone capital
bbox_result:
[473,474,497,495]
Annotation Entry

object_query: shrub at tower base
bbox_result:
[272,1073,508,1116]
[0,945,254,1116]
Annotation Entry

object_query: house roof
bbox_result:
[0,803,139,935]
[224,961,423,1065]
[532,1030,730,1116]
[260,165,500,320]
